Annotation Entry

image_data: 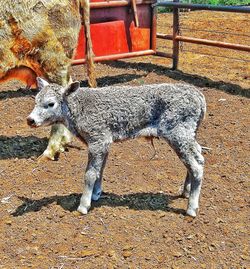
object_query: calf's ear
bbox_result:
[37,77,49,90]
[63,81,80,97]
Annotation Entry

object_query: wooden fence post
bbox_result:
[172,0,180,70]
[151,5,157,52]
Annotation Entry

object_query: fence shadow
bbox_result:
[0,88,38,101]
[12,192,186,217]
[0,74,143,100]
[80,73,144,87]
[103,61,250,98]
[0,135,47,159]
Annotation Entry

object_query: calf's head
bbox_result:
[27,77,80,128]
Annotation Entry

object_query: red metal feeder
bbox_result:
[73,0,157,65]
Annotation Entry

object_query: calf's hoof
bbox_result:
[77,205,89,215]
[92,190,102,201]
[182,190,190,199]
[37,152,54,162]
[186,207,197,218]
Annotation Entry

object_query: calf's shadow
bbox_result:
[12,192,186,217]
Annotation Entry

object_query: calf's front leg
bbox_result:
[92,151,109,201]
[77,148,109,214]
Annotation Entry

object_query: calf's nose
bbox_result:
[27,116,36,127]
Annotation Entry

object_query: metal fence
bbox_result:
[155,1,250,69]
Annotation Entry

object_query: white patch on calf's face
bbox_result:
[28,106,55,127]
[28,88,64,127]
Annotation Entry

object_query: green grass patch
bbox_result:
[158,7,173,13]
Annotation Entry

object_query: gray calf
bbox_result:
[27,78,206,217]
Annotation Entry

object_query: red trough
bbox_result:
[73,0,157,64]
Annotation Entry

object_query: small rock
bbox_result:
[108,250,116,257]
[240,255,249,261]
[123,250,132,258]
[79,249,100,257]
[158,255,165,263]
[5,220,12,225]
[158,212,167,218]
[184,215,195,222]
[203,219,209,224]
[171,265,180,269]
[123,245,134,251]
[173,251,182,258]
[163,234,171,240]
[210,243,216,248]
[186,234,195,240]
[73,211,82,217]
[208,245,215,252]
[216,218,225,223]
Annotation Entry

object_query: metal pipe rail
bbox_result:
[157,33,250,52]
[154,2,250,13]
[155,1,250,69]
[72,50,156,65]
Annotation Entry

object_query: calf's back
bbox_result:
[65,83,206,141]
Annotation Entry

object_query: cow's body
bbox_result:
[0,0,81,86]
[0,0,96,159]
[0,66,37,89]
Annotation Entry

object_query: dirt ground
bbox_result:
[0,11,249,269]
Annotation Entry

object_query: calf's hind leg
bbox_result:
[182,141,202,198]
[182,171,191,198]
[166,130,204,217]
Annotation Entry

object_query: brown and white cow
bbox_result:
[0,0,96,160]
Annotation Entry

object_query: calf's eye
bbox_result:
[48,102,55,108]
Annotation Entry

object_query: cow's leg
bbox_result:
[78,145,109,214]
[41,124,72,160]
[164,128,204,217]
[37,44,73,160]
[81,0,97,88]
